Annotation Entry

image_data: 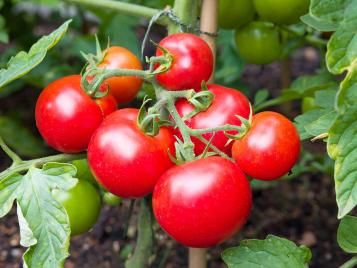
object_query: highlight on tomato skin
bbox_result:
[232,111,301,181]
[35,75,116,153]
[87,108,175,199]
[174,84,252,156]
[152,156,252,248]
[155,33,214,91]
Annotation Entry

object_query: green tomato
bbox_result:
[103,192,122,206]
[254,0,310,25]
[235,21,282,65]
[71,159,96,185]
[302,96,317,113]
[53,179,101,236]
[218,0,255,29]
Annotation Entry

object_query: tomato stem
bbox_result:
[64,0,168,26]
[0,136,22,165]
[0,153,86,181]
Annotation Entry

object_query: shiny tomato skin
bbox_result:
[87,108,175,198]
[175,84,251,156]
[153,156,252,248]
[35,75,114,153]
[155,33,213,91]
[98,46,143,104]
[232,111,301,180]
[53,179,101,236]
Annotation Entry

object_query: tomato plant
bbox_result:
[254,0,310,25]
[235,21,282,65]
[174,84,251,155]
[218,0,255,29]
[52,179,101,236]
[232,111,301,180]
[98,46,143,104]
[153,156,252,248]
[87,108,175,198]
[155,33,213,91]
[1,1,356,268]
[35,75,117,153]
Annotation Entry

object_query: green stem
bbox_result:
[168,0,200,34]
[125,198,153,268]
[65,0,168,25]
[339,256,357,268]
[195,135,233,161]
[0,136,22,164]
[279,25,327,47]
[0,153,86,181]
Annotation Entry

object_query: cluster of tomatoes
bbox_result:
[219,0,310,64]
[35,32,300,247]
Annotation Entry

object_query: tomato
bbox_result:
[301,97,317,113]
[71,159,97,185]
[254,0,310,25]
[235,21,282,65]
[35,75,117,153]
[174,84,251,156]
[153,156,252,248]
[155,33,213,91]
[218,0,255,29]
[87,108,175,198]
[103,192,122,206]
[98,46,143,104]
[232,111,300,180]
[53,179,101,236]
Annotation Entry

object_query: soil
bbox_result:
[0,44,351,267]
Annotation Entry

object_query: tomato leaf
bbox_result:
[327,107,357,218]
[337,215,357,253]
[0,20,71,90]
[222,235,312,268]
[307,0,351,31]
[0,163,77,268]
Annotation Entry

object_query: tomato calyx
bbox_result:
[151,42,174,75]
[137,97,172,136]
[224,104,253,141]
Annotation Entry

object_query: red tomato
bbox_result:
[155,33,213,91]
[98,46,143,104]
[87,108,175,198]
[174,84,251,156]
[153,156,252,248]
[35,75,117,153]
[232,111,301,180]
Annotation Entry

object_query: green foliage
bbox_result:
[337,215,357,253]
[222,235,311,268]
[0,116,48,157]
[0,163,77,268]
[0,20,71,91]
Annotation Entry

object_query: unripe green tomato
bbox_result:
[235,21,282,65]
[71,159,96,185]
[218,0,255,29]
[103,192,122,206]
[253,0,310,25]
[53,179,101,236]
[302,96,317,113]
